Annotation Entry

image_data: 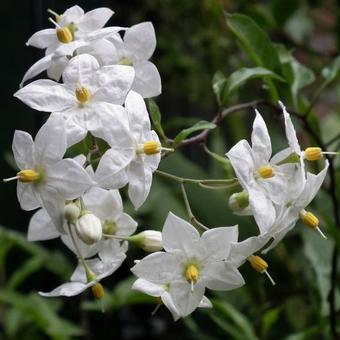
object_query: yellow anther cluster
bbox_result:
[301,211,319,229]
[185,264,199,284]
[249,255,268,274]
[143,141,161,155]
[257,165,274,179]
[304,147,322,161]
[75,86,91,104]
[17,169,40,183]
[56,27,73,43]
[91,283,105,300]
[119,57,133,66]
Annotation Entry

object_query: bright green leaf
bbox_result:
[147,99,167,142]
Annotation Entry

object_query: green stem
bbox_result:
[155,170,238,185]
[180,182,208,231]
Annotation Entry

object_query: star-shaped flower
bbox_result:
[131,212,244,317]
[4,115,93,232]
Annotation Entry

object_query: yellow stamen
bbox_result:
[56,27,73,43]
[75,86,91,104]
[301,210,319,229]
[91,283,105,300]
[304,147,322,161]
[185,264,199,292]
[257,165,274,179]
[143,141,161,155]
[17,169,41,183]
[248,255,276,286]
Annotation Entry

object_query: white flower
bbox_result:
[97,91,162,209]
[262,160,329,254]
[26,6,114,55]
[21,6,124,85]
[226,111,302,234]
[4,114,93,232]
[132,278,212,321]
[39,256,125,297]
[131,212,244,317]
[75,212,102,245]
[108,22,161,98]
[15,54,135,148]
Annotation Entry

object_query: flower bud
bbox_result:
[229,191,249,212]
[64,202,80,223]
[129,230,162,252]
[56,27,73,43]
[75,213,102,245]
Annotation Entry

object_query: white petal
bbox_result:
[83,187,122,220]
[131,252,181,284]
[62,54,100,88]
[132,61,162,98]
[76,8,114,32]
[170,281,205,317]
[20,55,52,87]
[251,110,272,164]
[46,158,93,199]
[125,90,151,136]
[62,113,88,147]
[12,130,35,169]
[132,278,165,297]
[116,213,138,237]
[124,22,156,61]
[199,296,213,309]
[297,160,329,207]
[59,5,84,27]
[47,56,69,81]
[92,65,135,104]
[161,291,181,321]
[28,209,60,241]
[26,29,57,49]
[279,101,301,154]
[17,182,41,211]
[226,140,255,189]
[248,187,276,235]
[161,212,200,254]
[199,226,238,261]
[127,159,153,210]
[14,80,73,112]
[202,262,245,291]
[34,114,67,163]
[98,239,127,264]
[61,233,99,259]
[39,281,87,297]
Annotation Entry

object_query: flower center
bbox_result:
[137,141,161,155]
[248,255,275,286]
[119,57,133,66]
[75,86,91,104]
[102,220,118,235]
[17,169,41,183]
[304,147,322,161]
[257,165,274,179]
[185,264,199,292]
[91,283,105,300]
[300,210,319,228]
[56,26,73,43]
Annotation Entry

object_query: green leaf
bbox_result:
[212,71,227,106]
[212,299,258,340]
[147,99,167,142]
[173,120,216,147]
[225,13,281,73]
[321,56,340,85]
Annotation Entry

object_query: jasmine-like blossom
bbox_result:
[131,212,244,317]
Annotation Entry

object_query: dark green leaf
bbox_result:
[147,99,167,141]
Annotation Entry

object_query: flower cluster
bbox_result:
[4,5,331,321]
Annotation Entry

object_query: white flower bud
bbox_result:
[228,191,250,215]
[129,230,162,252]
[64,202,80,223]
[75,213,102,245]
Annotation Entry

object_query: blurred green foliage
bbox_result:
[1,0,340,339]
